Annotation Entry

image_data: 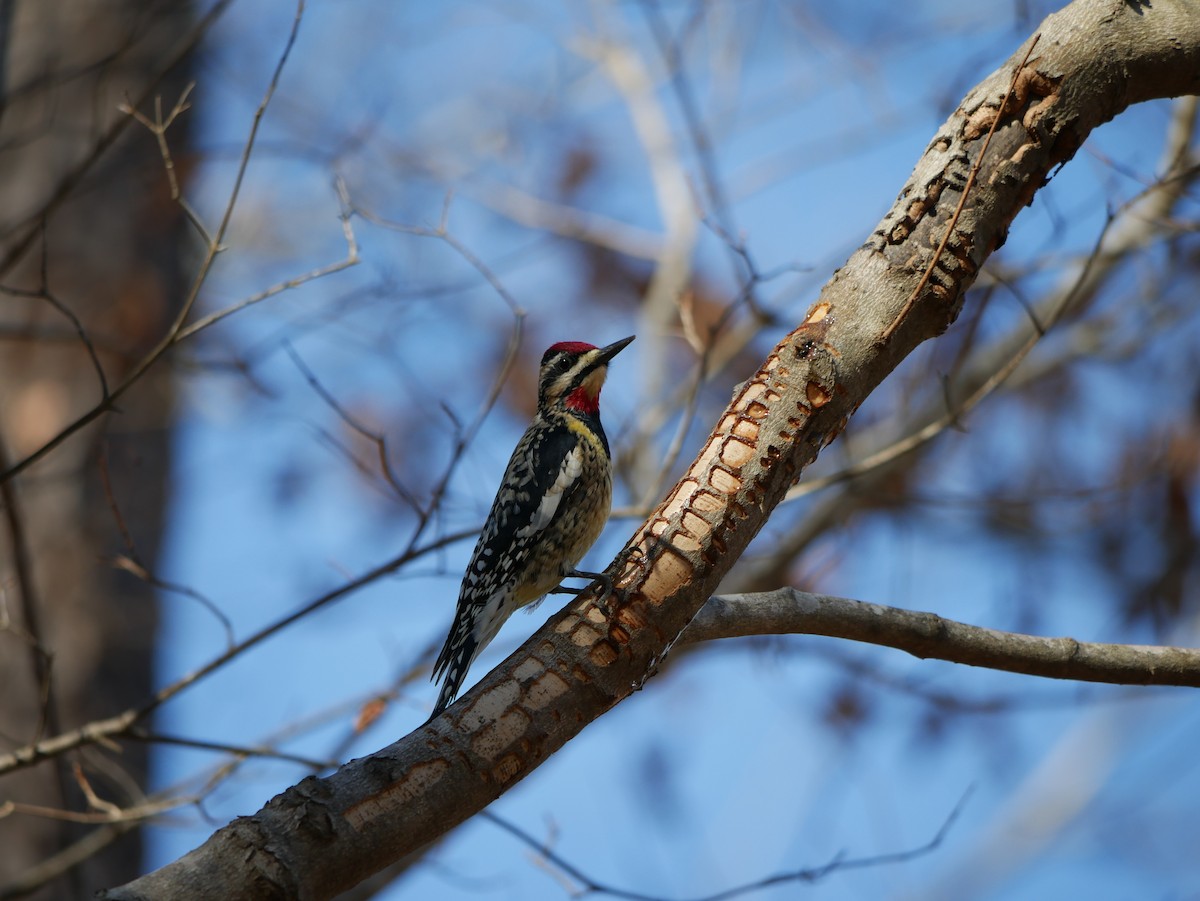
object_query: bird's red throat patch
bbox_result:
[564,369,604,414]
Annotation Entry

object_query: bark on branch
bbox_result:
[686,591,1200,687]
[104,1,1200,898]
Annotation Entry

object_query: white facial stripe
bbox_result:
[547,349,604,400]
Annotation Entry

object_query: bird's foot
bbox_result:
[552,568,617,617]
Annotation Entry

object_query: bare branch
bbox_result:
[349,195,528,551]
[111,556,235,652]
[481,790,969,901]
[0,259,111,399]
[283,342,420,511]
[0,526,477,777]
[123,731,338,771]
[173,173,360,341]
[120,82,211,244]
[684,590,1200,688]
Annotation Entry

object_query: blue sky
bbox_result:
[145,2,1200,899]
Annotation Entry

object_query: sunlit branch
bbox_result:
[585,6,698,498]
[640,1,759,301]
[468,180,666,260]
[716,101,1200,596]
[785,100,1199,509]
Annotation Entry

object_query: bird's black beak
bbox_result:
[595,335,635,366]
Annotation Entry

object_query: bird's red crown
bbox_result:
[546,341,598,355]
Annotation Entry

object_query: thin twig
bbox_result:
[0,526,480,776]
[350,194,528,555]
[283,341,420,510]
[0,794,190,826]
[175,173,360,342]
[120,82,212,245]
[482,790,969,901]
[124,730,338,770]
[31,230,111,397]
[111,555,235,651]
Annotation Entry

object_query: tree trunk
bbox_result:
[0,2,194,897]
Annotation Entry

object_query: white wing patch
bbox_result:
[518,445,582,538]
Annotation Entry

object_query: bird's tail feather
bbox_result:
[429,633,477,719]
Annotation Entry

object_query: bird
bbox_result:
[430,335,634,718]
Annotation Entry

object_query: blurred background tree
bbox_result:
[3,1,1200,899]
[0,1,196,896]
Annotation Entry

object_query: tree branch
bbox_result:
[685,590,1200,688]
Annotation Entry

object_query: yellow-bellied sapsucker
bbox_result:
[430,335,634,717]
